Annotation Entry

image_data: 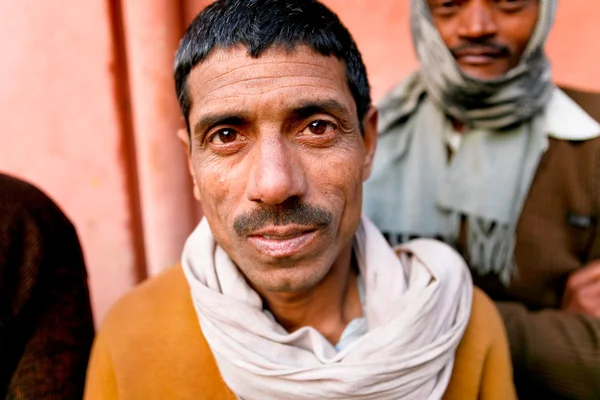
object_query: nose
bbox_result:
[457,0,498,41]
[246,135,306,205]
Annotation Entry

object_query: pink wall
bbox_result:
[0,0,142,323]
[0,0,598,324]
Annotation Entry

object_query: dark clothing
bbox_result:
[468,137,600,399]
[0,173,94,400]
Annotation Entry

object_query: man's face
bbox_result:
[427,0,540,79]
[181,46,377,293]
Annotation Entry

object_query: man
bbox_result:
[84,1,515,399]
[364,0,600,398]
[0,173,95,399]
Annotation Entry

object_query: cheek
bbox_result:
[503,23,535,51]
[193,155,245,226]
[498,9,539,53]
[431,18,460,48]
[304,145,365,215]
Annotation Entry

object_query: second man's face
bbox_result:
[428,0,540,79]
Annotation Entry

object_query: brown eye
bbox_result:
[307,120,334,135]
[430,0,462,15]
[494,0,527,12]
[210,128,238,144]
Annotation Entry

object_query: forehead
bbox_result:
[186,45,356,122]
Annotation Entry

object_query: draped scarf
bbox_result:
[364,0,557,284]
[182,216,473,399]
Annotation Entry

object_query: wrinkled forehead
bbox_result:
[185,45,357,122]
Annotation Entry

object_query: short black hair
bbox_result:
[174,0,371,133]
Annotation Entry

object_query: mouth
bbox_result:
[453,48,507,65]
[247,226,319,259]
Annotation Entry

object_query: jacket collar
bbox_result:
[546,88,600,140]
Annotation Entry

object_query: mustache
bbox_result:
[450,42,511,58]
[233,199,333,236]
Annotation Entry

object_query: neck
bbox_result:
[256,242,362,346]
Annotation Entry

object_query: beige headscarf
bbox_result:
[182,216,473,399]
[364,0,558,284]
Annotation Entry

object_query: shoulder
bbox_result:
[0,173,50,203]
[452,288,508,372]
[539,88,600,184]
[447,288,516,399]
[545,87,600,141]
[377,72,429,135]
[100,265,194,338]
[88,265,230,398]
[460,288,507,353]
[470,288,505,334]
[547,135,600,153]
[0,173,72,229]
[544,87,600,160]
[544,135,600,179]
[95,264,204,372]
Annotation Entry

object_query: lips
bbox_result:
[453,47,506,65]
[247,226,318,258]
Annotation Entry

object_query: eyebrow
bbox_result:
[289,99,351,121]
[192,99,352,139]
[192,113,249,140]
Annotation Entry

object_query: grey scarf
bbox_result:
[364,0,557,284]
[410,0,557,129]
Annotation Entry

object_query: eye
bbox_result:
[209,128,240,145]
[429,0,463,16]
[494,0,528,12]
[441,0,457,7]
[304,120,337,136]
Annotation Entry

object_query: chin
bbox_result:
[459,65,509,81]
[245,262,331,293]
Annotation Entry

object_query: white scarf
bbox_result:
[182,216,473,400]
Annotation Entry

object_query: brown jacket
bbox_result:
[0,173,95,400]
[472,135,600,399]
[84,265,516,400]
[368,86,600,399]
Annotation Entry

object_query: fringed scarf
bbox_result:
[364,0,557,284]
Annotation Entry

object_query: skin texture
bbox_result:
[427,0,539,79]
[178,45,378,343]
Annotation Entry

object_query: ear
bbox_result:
[177,128,201,201]
[361,106,378,181]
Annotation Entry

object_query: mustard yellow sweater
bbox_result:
[85,266,516,399]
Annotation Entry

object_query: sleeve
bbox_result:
[5,247,96,400]
[497,301,600,399]
[478,296,517,400]
[1,197,95,400]
[444,289,516,400]
[84,329,119,400]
